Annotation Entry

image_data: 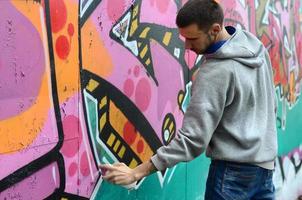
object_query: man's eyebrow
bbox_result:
[186,37,198,40]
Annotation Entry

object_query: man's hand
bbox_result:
[100,163,137,185]
[99,160,157,186]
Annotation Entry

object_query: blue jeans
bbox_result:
[205,160,275,200]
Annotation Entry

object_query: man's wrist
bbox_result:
[133,159,156,181]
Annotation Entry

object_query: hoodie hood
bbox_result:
[205,26,265,68]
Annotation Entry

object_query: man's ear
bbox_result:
[209,23,221,37]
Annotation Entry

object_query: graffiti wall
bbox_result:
[0,0,301,199]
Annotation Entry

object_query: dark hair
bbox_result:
[176,0,224,31]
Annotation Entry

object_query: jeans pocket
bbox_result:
[222,164,258,200]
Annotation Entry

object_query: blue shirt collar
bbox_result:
[204,26,236,54]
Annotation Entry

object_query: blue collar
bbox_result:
[204,26,236,54]
[204,40,227,54]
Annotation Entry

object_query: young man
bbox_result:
[100,0,278,199]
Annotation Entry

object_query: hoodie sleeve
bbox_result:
[151,61,235,171]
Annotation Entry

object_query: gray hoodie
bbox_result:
[151,26,278,170]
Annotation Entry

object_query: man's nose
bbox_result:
[185,40,191,49]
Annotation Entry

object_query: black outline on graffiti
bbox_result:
[80,0,103,28]
[82,69,163,150]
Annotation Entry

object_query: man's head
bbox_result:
[176,0,224,54]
